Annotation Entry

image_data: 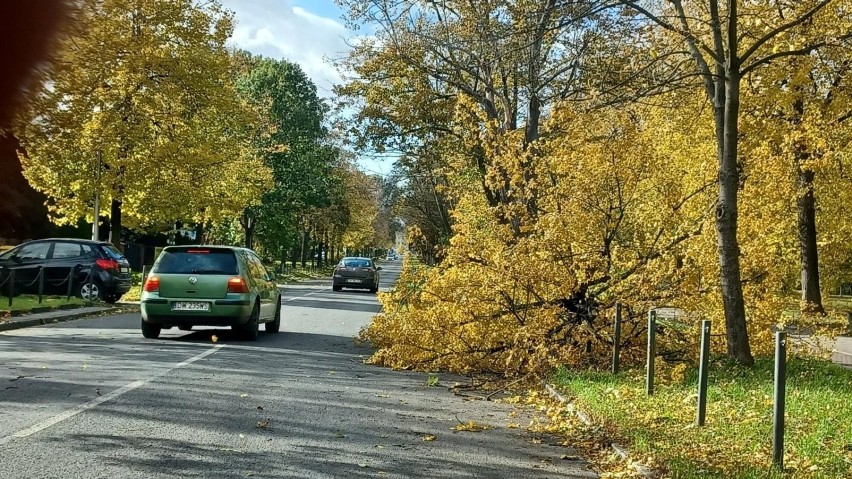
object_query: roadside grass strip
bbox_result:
[547,358,852,479]
[0,295,84,314]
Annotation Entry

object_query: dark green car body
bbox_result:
[140,246,280,340]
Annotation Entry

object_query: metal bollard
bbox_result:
[646,309,657,395]
[612,302,623,374]
[66,268,75,301]
[8,269,15,308]
[37,267,45,304]
[86,265,94,303]
[772,331,787,469]
[696,320,711,426]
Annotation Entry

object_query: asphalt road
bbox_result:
[0,262,595,479]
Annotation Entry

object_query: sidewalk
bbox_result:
[0,306,118,332]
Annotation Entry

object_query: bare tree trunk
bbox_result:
[797,166,823,312]
[717,59,753,366]
[110,198,122,250]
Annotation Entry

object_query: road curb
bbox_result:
[0,307,121,332]
[544,383,658,478]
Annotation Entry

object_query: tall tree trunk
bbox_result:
[300,231,307,268]
[797,166,823,312]
[110,198,122,250]
[791,97,824,313]
[717,64,753,365]
[195,222,204,245]
[240,210,255,250]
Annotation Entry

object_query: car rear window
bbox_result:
[153,248,238,275]
[342,258,372,268]
[100,244,127,260]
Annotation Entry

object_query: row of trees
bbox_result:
[338,0,852,372]
[11,0,390,265]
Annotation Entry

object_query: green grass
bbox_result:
[0,294,84,313]
[553,358,852,479]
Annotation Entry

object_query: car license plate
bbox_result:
[120,267,129,273]
[347,279,363,283]
[172,302,210,311]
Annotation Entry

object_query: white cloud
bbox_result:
[222,0,349,97]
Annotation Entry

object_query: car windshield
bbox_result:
[153,249,238,275]
[342,258,372,268]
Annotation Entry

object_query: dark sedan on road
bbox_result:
[332,257,381,293]
[0,238,131,302]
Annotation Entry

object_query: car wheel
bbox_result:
[237,304,260,341]
[265,296,281,333]
[79,281,103,302]
[370,285,378,294]
[332,285,342,292]
[141,319,161,339]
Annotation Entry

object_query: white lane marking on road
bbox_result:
[0,345,224,446]
[283,288,329,303]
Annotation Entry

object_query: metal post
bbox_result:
[66,267,75,301]
[37,267,45,304]
[140,265,148,295]
[646,309,657,395]
[612,302,623,374]
[86,265,94,303]
[8,269,15,308]
[772,331,787,469]
[697,320,711,426]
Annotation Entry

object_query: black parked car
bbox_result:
[0,239,132,303]
[332,257,382,293]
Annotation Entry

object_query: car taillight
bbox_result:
[227,277,249,293]
[143,276,160,292]
[96,258,119,271]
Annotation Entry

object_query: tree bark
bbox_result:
[797,166,823,312]
[195,222,204,245]
[109,198,122,250]
[717,61,754,366]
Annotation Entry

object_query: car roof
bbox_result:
[163,245,253,252]
[13,238,104,246]
[341,257,372,260]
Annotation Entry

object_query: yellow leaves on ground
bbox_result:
[452,420,493,432]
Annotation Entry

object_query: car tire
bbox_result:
[332,285,341,292]
[265,296,281,333]
[79,280,103,302]
[370,285,378,294]
[178,325,193,331]
[237,304,260,341]
[141,319,161,339]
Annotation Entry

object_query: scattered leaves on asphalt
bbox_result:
[561,455,580,461]
[452,420,492,432]
[421,434,437,441]
[375,393,390,398]
[211,335,218,343]
[256,405,264,410]
[334,431,346,438]
[240,393,249,398]
[256,419,270,429]
[426,375,440,387]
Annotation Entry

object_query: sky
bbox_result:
[219,0,393,177]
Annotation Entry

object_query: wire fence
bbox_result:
[0,265,97,309]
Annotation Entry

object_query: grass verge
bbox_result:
[551,358,852,478]
[0,295,84,314]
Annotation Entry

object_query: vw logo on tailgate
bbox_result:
[188,276,198,285]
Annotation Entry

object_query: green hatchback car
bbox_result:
[140,246,281,340]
